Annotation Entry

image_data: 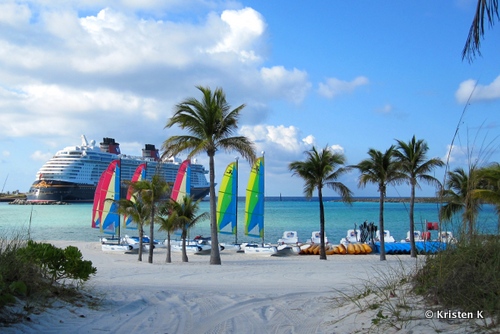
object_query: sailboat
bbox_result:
[243,156,277,255]
[216,159,242,251]
[123,163,146,229]
[119,163,165,250]
[92,160,138,252]
[171,159,191,204]
[169,160,211,254]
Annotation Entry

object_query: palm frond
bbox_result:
[463,0,500,62]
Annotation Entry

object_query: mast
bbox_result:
[117,157,122,244]
[235,157,239,244]
[261,152,265,245]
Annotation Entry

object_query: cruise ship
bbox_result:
[27,136,211,202]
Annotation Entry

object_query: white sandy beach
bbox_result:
[3,241,494,334]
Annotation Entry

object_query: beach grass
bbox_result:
[413,235,500,329]
[328,249,500,333]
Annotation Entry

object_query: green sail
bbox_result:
[217,161,238,235]
[245,157,264,238]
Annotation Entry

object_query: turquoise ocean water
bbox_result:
[0,198,497,245]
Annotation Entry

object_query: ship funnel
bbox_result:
[100,137,121,154]
[142,144,160,161]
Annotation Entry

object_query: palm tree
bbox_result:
[129,174,170,263]
[168,196,209,262]
[162,86,256,265]
[156,201,176,263]
[463,0,500,62]
[440,167,482,238]
[114,195,150,262]
[394,136,444,257]
[289,145,353,260]
[352,146,403,261]
[474,163,500,233]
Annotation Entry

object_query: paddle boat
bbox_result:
[400,231,430,243]
[310,231,328,244]
[339,229,361,244]
[437,231,456,243]
[277,231,299,245]
[375,230,396,243]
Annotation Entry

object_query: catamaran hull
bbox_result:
[99,237,139,252]
[27,180,210,203]
[171,244,212,254]
[101,243,137,252]
[242,244,277,255]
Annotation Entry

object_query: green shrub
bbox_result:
[413,236,500,323]
[18,241,96,285]
[62,245,97,284]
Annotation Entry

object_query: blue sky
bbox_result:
[1,0,499,197]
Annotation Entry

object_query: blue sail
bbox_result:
[245,157,264,238]
[217,161,238,235]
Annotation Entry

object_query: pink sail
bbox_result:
[92,160,121,234]
[123,163,147,229]
[170,159,191,204]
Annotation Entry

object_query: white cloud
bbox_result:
[455,76,500,103]
[330,144,344,154]
[302,135,315,146]
[442,144,472,166]
[318,76,369,99]
[259,66,311,104]
[2,150,10,157]
[240,124,314,156]
[0,3,31,27]
[0,83,164,138]
[0,3,318,192]
[206,7,265,63]
[31,150,53,162]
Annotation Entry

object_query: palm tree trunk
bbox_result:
[138,226,144,262]
[318,187,327,260]
[166,232,171,263]
[148,206,155,263]
[181,230,188,262]
[379,189,386,261]
[208,153,221,265]
[410,183,417,258]
[498,215,500,235]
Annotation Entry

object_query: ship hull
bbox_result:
[27,180,210,203]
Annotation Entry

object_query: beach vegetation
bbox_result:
[473,162,500,233]
[156,201,176,263]
[17,241,96,285]
[413,236,500,328]
[439,166,482,238]
[289,145,353,260]
[463,0,500,62]
[162,85,256,265]
[352,145,404,261]
[0,232,96,325]
[332,258,421,332]
[166,196,209,262]
[125,174,170,264]
[333,256,498,332]
[394,135,444,257]
[113,193,151,262]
